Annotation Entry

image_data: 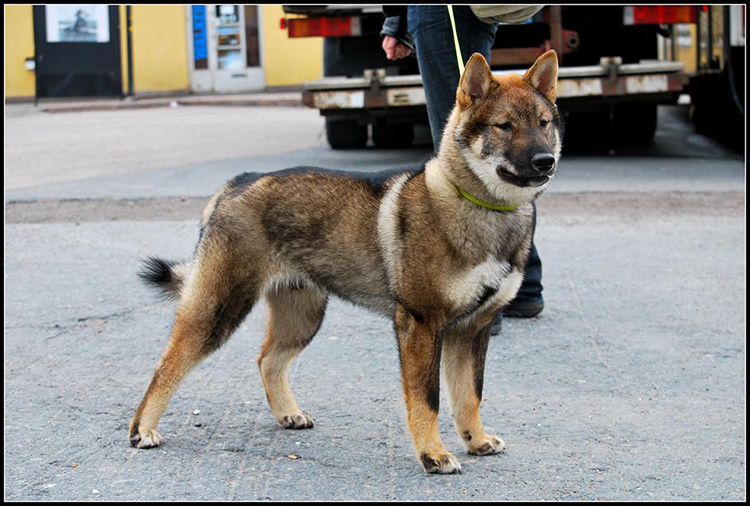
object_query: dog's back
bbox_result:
[143,165,425,314]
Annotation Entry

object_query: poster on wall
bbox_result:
[45,5,110,43]
[216,5,239,24]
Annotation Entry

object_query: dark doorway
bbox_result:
[33,5,123,98]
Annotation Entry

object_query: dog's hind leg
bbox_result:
[442,320,505,456]
[257,286,327,429]
[129,245,259,449]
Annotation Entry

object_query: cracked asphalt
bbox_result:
[4,104,746,501]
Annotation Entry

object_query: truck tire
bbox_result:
[326,118,368,149]
[372,123,415,148]
[612,102,657,144]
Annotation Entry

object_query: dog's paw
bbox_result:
[129,428,163,449]
[278,411,314,430]
[420,451,462,474]
[467,434,505,456]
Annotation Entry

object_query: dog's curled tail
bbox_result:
[138,256,191,300]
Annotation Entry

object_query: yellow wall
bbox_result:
[131,5,189,92]
[261,5,323,87]
[5,5,36,98]
[5,5,319,97]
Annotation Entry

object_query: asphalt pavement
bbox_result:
[4,103,746,501]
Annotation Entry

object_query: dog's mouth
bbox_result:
[496,167,551,188]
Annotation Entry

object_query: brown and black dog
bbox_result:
[129,50,562,474]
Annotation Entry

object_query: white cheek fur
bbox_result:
[460,137,549,204]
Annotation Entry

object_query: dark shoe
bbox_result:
[503,298,544,318]
[489,312,502,336]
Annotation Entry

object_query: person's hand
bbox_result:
[382,35,412,60]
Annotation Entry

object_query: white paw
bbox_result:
[130,429,163,449]
[278,411,314,429]
[468,434,505,455]
[421,452,462,474]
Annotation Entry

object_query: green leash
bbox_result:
[448,6,517,213]
[447,5,465,75]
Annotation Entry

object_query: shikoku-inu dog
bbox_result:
[129,50,562,474]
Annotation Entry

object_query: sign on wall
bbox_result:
[45,5,110,43]
[191,5,208,69]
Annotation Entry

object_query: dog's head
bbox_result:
[449,50,562,204]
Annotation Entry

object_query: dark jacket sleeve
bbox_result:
[380,14,414,51]
[382,5,407,17]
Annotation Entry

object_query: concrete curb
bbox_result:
[179,98,303,108]
[42,101,170,114]
[40,94,304,113]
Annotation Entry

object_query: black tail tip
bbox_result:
[138,256,176,287]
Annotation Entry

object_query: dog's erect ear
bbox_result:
[524,50,559,103]
[457,53,495,109]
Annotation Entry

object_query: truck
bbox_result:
[281,5,743,150]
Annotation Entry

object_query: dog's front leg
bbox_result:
[394,305,460,474]
[442,322,505,456]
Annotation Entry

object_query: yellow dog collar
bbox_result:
[455,185,518,212]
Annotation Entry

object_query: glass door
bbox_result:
[212,4,264,92]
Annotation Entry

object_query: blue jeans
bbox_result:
[406,5,543,303]
[407,5,498,149]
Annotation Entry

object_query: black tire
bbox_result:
[372,123,415,148]
[326,118,368,149]
[612,102,657,144]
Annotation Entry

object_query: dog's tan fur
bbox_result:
[129,51,562,474]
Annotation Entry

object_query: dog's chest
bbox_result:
[443,256,523,314]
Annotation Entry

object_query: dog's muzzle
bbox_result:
[496,166,554,187]
[496,152,556,188]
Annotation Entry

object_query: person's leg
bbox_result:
[407,6,544,334]
[503,203,544,318]
[407,5,497,150]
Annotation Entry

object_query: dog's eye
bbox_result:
[496,122,513,131]
[540,119,549,127]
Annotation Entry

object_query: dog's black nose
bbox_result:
[532,153,555,173]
